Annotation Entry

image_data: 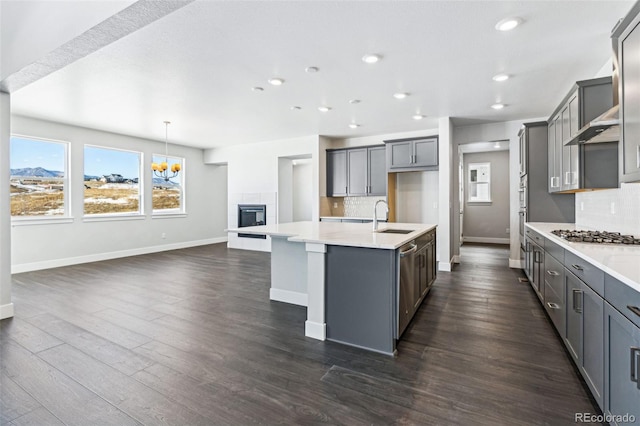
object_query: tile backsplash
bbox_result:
[343,196,387,218]
[575,183,640,235]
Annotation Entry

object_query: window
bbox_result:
[84,146,142,215]
[152,154,184,214]
[468,162,491,202]
[10,136,69,218]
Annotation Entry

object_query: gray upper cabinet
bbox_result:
[385,137,438,172]
[615,3,640,183]
[347,148,367,196]
[327,150,347,197]
[326,145,386,197]
[547,77,618,193]
[367,146,386,196]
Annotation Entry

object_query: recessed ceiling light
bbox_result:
[412,114,425,120]
[268,78,284,86]
[252,86,264,92]
[492,74,510,82]
[495,17,522,31]
[348,123,361,129]
[491,103,505,110]
[290,106,301,110]
[305,66,319,73]
[318,106,332,112]
[393,92,409,99]
[362,54,381,64]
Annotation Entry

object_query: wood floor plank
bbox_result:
[9,407,65,426]
[1,340,140,426]
[25,313,156,376]
[38,344,212,426]
[1,242,601,424]
[0,373,42,424]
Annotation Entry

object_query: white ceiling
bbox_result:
[8,0,635,149]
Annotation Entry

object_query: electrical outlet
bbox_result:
[333,202,338,208]
[610,202,616,215]
[580,202,584,211]
[161,233,166,239]
[506,228,510,234]
[433,202,438,209]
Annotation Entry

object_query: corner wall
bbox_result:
[10,116,228,272]
[0,92,13,318]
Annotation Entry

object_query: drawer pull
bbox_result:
[571,264,584,271]
[546,270,559,276]
[628,306,640,318]
[631,347,640,386]
[546,302,560,310]
[572,289,583,313]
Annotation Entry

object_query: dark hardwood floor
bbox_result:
[1,242,600,425]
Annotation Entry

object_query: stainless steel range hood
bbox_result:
[566,104,619,145]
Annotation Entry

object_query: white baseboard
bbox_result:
[509,258,523,269]
[438,260,452,272]
[463,237,510,245]
[270,288,308,307]
[452,255,461,264]
[0,303,15,320]
[305,320,326,340]
[12,237,228,274]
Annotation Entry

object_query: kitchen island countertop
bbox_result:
[526,222,640,293]
[227,221,437,250]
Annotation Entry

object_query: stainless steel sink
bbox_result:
[377,229,414,234]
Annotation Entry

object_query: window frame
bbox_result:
[151,154,186,217]
[82,144,144,219]
[468,161,492,203]
[10,134,72,224]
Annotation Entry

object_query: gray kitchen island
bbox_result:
[227,221,437,355]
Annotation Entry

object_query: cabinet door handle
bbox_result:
[637,145,640,169]
[628,306,640,318]
[572,289,583,313]
[565,172,571,185]
[546,270,559,276]
[546,302,560,310]
[631,347,640,386]
[571,264,584,271]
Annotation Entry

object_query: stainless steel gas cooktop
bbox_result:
[551,229,640,245]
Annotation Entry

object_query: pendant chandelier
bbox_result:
[151,121,181,181]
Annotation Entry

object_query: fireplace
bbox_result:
[238,204,266,239]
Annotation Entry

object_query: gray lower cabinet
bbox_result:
[604,302,640,424]
[385,137,438,172]
[326,150,347,196]
[525,230,545,302]
[543,253,565,337]
[326,145,386,197]
[564,270,605,409]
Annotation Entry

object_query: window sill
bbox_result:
[152,212,187,219]
[467,200,493,205]
[83,214,145,223]
[11,217,74,226]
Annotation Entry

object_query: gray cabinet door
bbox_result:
[327,150,347,196]
[519,129,526,177]
[347,148,367,196]
[548,121,557,192]
[415,246,427,306]
[413,138,438,167]
[554,115,563,192]
[426,240,436,286]
[581,280,604,410]
[620,15,640,183]
[561,105,573,191]
[565,271,583,363]
[367,146,386,195]
[604,302,640,423]
[388,141,413,169]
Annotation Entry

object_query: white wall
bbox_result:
[439,117,453,270]
[0,92,13,318]
[396,171,439,224]
[463,150,510,243]
[10,116,228,272]
[278,158,293,223]
[293,160,312,221]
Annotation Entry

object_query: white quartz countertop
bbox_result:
[227,221,437,249]
[526,222,640,293]
[320,216,376,221]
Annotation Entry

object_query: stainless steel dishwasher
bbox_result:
[397,240,417,337]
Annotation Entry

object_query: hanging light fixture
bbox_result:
[151,121,181,181]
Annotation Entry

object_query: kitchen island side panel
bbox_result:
[325,245,397,355]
